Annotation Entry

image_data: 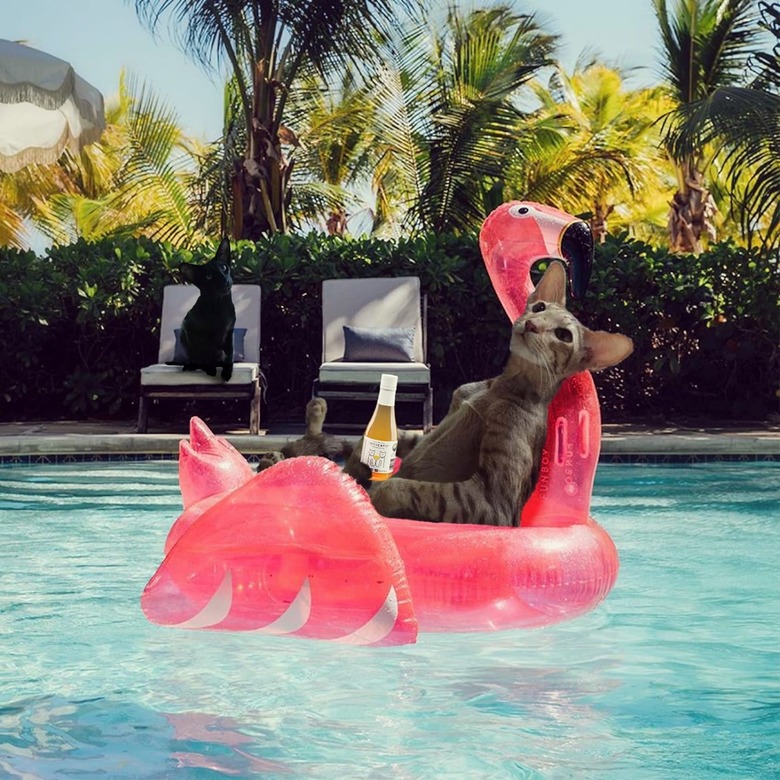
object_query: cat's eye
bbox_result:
[555,328,573,343]
[532,302,546,313]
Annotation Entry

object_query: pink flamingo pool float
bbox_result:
[142,202,619,646]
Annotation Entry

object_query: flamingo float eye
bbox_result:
[508,203,538,219]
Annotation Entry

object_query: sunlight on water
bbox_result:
[1,461,778,778]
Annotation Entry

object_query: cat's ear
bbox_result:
[529,260,566,306]
[580,330,634,372]
[216,237,231,265]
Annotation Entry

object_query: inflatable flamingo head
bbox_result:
[178,417,255,508]
[479,201,593,322]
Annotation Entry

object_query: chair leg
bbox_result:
[249,380,261,435]
[423,387,433,433]
[137,394,149,433]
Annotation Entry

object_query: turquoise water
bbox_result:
[1,461,778,779]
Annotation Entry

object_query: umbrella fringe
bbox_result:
[0,73,75,111]
[0,123,103,174]
[0,78,104,128]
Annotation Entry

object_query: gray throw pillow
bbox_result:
[342,326,415,362]
[170,327,247,364]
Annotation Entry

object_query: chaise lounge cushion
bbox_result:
[141,362,260,386]
[342,326,415,362]
[319,360,430,385]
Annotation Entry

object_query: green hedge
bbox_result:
[0,232,777,423]
[582,236,779,420]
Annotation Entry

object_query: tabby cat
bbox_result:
[257,398,353,471]
[178,237,236,381]
[345,260,633,526]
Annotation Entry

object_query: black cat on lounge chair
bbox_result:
[174,238,236,382]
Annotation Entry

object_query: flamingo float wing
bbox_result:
[142,457,419,646]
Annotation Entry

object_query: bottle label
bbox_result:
[360,436,398,475]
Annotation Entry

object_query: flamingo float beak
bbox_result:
[559,220,594,300]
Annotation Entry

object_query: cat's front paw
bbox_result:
[221,363,233,381]
[370,479,403,518]
[343,459,372,490]
[205,366,217,377]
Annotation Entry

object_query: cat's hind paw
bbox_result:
[256,451,284,471]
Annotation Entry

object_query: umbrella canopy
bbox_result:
[0,39,105,173]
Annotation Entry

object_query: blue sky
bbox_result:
[6,0,662,141]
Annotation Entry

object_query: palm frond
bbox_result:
[110,76,201,246]
[652,0,762,103]
[510,62,674,235]
[386,2,558,232]
[662,86,779,154]
[0,187,27,247]
[370,59,429,224]
[749,1,780,89]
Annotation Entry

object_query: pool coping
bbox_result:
[0,421,778,463]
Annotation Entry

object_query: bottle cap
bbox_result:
[380,373,398,391]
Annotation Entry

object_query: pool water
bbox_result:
[1,461,778,779]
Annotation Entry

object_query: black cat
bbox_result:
[178,237,236,381]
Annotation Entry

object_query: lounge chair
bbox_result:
[137,284,263,434]
[313,276,433,432]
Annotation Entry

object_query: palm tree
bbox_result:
[368,2,557,234]
[516,61,674,242]
[284,69,378,235]
[653,0,765,254]
[132,0,406,240]
[662,1,780,249]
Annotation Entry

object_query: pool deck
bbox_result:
[0,419,778,458]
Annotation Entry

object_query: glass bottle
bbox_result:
[360,373,398,481]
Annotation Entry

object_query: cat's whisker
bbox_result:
[538,350,554,395]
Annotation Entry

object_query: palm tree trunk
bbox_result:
[590,201,614,244]
[326,208,347,236]
[233,131,288,239]
[667,164,718,254]
[231,63,290,239]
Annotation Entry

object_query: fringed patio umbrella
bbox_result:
[0,39,105,173]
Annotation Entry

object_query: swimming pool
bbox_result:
[1,461,778,778]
